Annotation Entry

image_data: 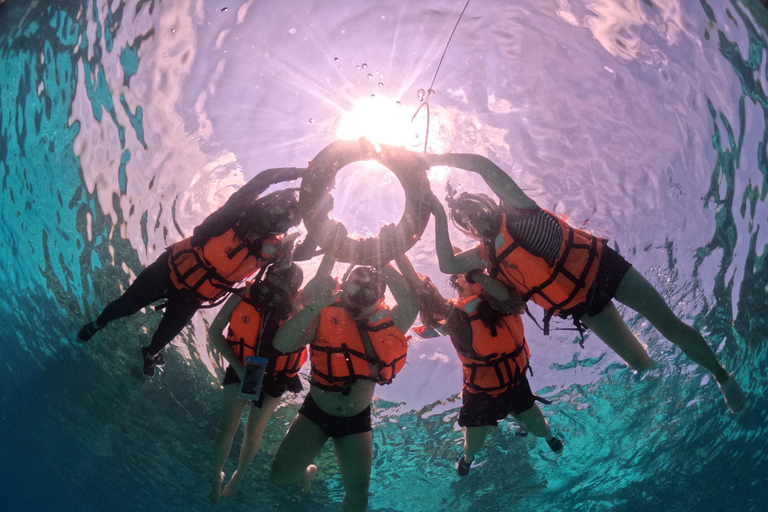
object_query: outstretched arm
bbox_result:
[208,293,246,378]
[426,192,486,275]
[272,254,337,353]
[381,263,419,333]
[228,167,304,208]
[427,154,536,209]
[192,167,304,245]
[471,272,510,302]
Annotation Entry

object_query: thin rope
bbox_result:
[412,0,472,154]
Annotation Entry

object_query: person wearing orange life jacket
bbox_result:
[207,263,306,503]
[77,167,303,377]
[393,254,562,477]
[270,254,418,512]
[401,150,746,414]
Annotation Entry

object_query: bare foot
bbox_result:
[222,469,244,498]
[300,464,317,494]
[209,471,224,504]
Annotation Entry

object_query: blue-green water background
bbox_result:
[1,0,767,511]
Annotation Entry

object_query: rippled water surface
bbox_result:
[1,1,767,511]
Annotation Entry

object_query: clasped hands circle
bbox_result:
[299,139,432,267]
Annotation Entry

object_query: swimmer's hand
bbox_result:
[301,275,341,313]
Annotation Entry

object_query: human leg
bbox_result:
[270,413,327,492]
[222,393,282,497]
[144,291,200,356]
[613,267,744,412]
[210,384,248,504]
[333,431,373,512]
[79,253,171,341]
[614,267,729,381]
[581,301,652,371]
[462,425,494,463]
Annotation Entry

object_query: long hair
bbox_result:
[414,275,452,330]
[449,273,525,331]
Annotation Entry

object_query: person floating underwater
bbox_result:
[401,150,746,414]
[394,253,562,477]
[207,262,306,503]
[78,167,303,376]
[269,254,419,512]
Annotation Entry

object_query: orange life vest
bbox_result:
[479,210,603,319]
[310,303,410,392]
[452,294,530,396]
[168,226,280,302]
[225,297,307,378]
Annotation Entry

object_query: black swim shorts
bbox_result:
[222,365,303,409]
[583,245,632,318]
[298,392,372,438]
[458,375,537,428]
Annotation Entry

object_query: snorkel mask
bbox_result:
[445,184,501,242]
[340,267,385,317]
[242,189,301,236]
[248,263,303,312]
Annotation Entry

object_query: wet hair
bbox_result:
[239,189,301,235]
[414,275,452,330]
[449,193,502,241]
[448,273,463,291]
[267,263,304,295]
[449,272,526,330]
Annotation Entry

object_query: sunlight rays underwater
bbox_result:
[0,0,766,511]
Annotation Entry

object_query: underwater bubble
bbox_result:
[309,118,314,123]
[378,82,383,87]
[371,94,376,98]
[221,7,227,12]
[334,57,339,62]
[395,101,401,106]
[417,88,425,101]
[356,65,361,70]
[367,74,373,79]
[171,28,176,33]
[362,63,367,68]
[289,28,296,35]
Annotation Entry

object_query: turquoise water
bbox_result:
[1,1,766,511]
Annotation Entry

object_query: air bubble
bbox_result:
[395,101,401,106]
[221,7,227,12]
[417,89,425,101]
[334,57,339,62]
[289,28,297,35]
[367,74,373,79]
[378,82,383,88]
[362,63,367,68]
[309,118,314,123]
[356,65,361,70]
[371,94,376,98]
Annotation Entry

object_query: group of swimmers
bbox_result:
[78,140,746,512]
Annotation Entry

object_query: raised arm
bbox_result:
[426,154,536,209]
[228,167,304,208]
[425,192,486,275]
[192,167,304,244]
[272,253,337,353]
[208,293,246,378]
[380,263,419,333]
[470,271,510,302]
